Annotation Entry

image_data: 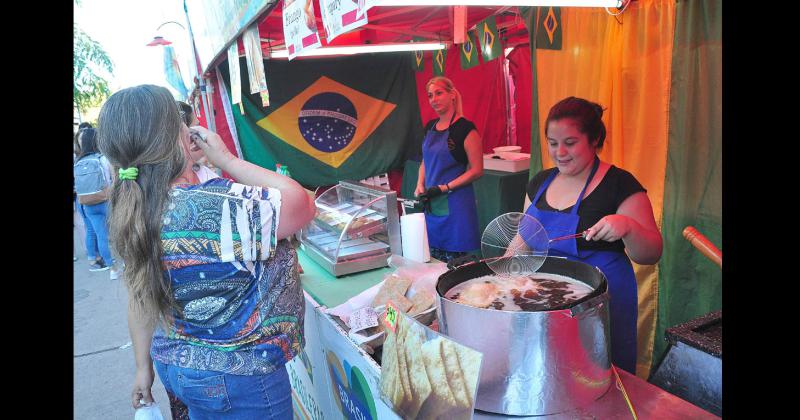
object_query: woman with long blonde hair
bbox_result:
[415,76,483,263]
[98,85,316,418]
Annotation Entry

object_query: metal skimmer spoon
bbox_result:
[549,231,588,243]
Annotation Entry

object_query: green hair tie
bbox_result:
[119,167,139,180]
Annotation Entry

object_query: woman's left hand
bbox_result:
[585,215,631,242]
[131,365,156,409]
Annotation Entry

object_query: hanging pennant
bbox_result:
[535,7,562,50]
[433,47,447,76]
[411,37,425,72]
[242,24,269,107]
[413,50,425,72]
[460,30,480,70]
[283,0,322,60]
[227,42,242,110]
[319,0,369,42]
[477,15,502,62]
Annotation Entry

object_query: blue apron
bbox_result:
[525,157,638,374]
[421,117,480,252]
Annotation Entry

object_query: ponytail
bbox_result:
[97,85,186,327]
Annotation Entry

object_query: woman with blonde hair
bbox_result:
[98,85,316,418]
[415,76,483,263]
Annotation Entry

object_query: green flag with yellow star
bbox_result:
[460,30,480,70]
[433,47,448,76]
[222,54,424,187]
[477,15,502,62]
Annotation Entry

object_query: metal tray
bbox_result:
[306,232,390,261]
[313,210,386,240]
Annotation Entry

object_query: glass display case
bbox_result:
[299,180,401,277]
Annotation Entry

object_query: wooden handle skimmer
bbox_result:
[682,226,722,269]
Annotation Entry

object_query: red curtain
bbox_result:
[507,45,533,154]
[414,45,508,154]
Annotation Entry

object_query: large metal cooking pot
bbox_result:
[436,256,612,416]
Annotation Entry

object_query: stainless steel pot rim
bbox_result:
[436,263,607,313]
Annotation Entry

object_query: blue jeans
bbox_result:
[78,201,114,265]
[153,361,292,419]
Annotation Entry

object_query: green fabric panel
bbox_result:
[401,160,529,247]
[654,0,722,370]
[520,6,544,179]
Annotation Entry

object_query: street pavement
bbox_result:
[73,209,171,419]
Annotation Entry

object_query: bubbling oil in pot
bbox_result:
[445,273,594,311]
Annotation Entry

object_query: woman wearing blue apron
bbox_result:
[523,97,662,375]
[414,77,484,263]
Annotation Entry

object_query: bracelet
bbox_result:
[446,182,452,192]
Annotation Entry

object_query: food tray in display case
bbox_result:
[299,180,401,277]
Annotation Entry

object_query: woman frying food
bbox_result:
[519,97,662,374]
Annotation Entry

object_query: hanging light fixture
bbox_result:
[145,21,186,47]
[146,36,173,46]
[376,0,621,6]
[269,41,447,59]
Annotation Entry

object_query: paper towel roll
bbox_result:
[400,213,431,263]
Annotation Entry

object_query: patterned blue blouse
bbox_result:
[150,178,304,375]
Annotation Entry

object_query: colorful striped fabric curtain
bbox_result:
[523,0,721,378]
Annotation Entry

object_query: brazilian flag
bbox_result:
[477,15,502,62]
[433,48,447,76]
[221,54,424,187]
[412,37,425,72]
[536,7,562,50]
[460,30,480,70]
[413,50,424,72]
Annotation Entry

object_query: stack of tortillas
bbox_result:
[380,313,481,419]
[372,274,435,317]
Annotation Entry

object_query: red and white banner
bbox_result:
[319,0,373,42]
[283,0,322,60]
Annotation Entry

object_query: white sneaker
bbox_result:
[110,266,120,280]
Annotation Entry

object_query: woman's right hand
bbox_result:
[190,126,236,171]
[131,365,155,409]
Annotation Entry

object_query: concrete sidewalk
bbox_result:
[73,209,171,419]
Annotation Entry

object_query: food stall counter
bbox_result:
[298,248,393,308]
[289,248,720,420]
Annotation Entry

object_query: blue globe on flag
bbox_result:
[298,92,358,153]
